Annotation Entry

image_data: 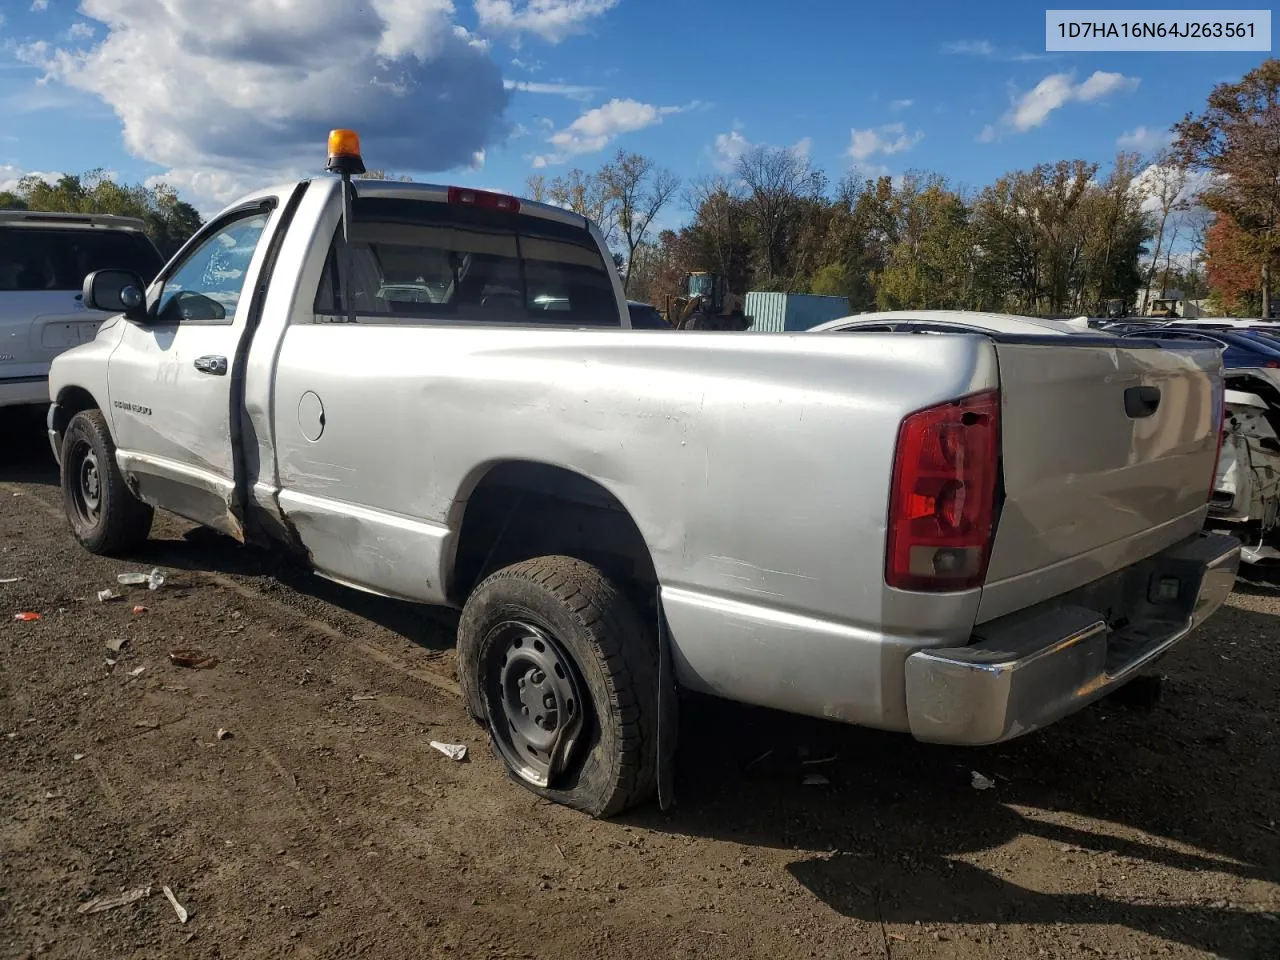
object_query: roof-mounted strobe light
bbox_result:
[325,129,364,325]
[326,129,366,177]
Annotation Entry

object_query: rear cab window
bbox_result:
[0,227,163,291]
[313,197,620,327]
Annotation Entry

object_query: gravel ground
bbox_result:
[2,409,1278,959]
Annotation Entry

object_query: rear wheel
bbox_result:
[61,409,153,555]
[457,556,658,817]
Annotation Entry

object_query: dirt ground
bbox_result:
[1,409,1278,960]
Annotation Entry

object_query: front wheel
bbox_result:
[61,409,154,555]
[457,556,659,817]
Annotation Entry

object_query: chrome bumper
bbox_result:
[904,532,1241,745]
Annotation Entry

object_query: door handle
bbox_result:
[194,355,228,376]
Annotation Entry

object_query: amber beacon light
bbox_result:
[326,129,365,176]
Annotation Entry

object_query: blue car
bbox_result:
[1118,326,1280,370]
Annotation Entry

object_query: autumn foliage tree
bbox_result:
[1174,58,1280,318]
[1205,215,1274,314]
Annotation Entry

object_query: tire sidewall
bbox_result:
[459,575,628,815]
[60,412,136,554]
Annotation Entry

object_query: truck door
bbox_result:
[106,198,283,538]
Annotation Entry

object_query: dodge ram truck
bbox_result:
[46,132,1241,817]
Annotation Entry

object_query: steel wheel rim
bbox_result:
[68,439,102,527]
[484,620,586,789]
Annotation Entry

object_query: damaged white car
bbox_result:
[1212,376,1280,564]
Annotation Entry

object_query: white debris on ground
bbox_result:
[971,771,996,791]
[429,741,468,761]
[162,885,189,923]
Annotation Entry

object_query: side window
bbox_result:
[154,211,272,325]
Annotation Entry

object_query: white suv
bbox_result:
[1,211,164,409]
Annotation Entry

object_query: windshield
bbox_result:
[0,227,163,292]
[315,197,619,326]
[688,273,714,298]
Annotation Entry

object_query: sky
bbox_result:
[0,1,1272,220]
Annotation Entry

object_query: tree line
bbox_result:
[0,169,204,259]
[549,145,1173,318]
[532,59,1280,320]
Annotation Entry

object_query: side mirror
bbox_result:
[83,269,147,321]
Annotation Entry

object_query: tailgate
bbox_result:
[978,338,1222,622]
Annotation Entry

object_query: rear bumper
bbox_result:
[904,532,1241,745]
[0,375,49,409]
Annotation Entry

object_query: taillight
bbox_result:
[447,186,521,213]
[1208,378,1226,502]
[885,390,1001,592]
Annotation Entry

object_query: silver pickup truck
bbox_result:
[45,138,1241,817]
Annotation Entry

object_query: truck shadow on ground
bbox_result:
[636,609,1280,959]
[123,525,461,652]
[0,418,460,650]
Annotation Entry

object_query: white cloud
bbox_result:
[982,70,1140,140]
[1117,125,1174,153]
[943,38,1053,61]
[533,97,692,166]
[1008,73,1077,131]
[1131,163,1216,214]
[709,129,813,175]
[712,128,751,172]
[475,0,618,43]
[849,162,892,180]
[1076,70,1140,101]
[504,79,598,99]
[66,22,95,41]
[0,164,62,192]
[944,39,995,56]
[846,122,923,162]
[31,0,50,11]
[889,98,914,111]
[144,168,272,214]
[19,0,510,208]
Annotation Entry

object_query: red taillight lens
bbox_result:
[886,390,1001,592]
[447,186,521,213]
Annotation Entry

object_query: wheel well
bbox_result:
[50,387,101,445]
[449,462,658,610]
